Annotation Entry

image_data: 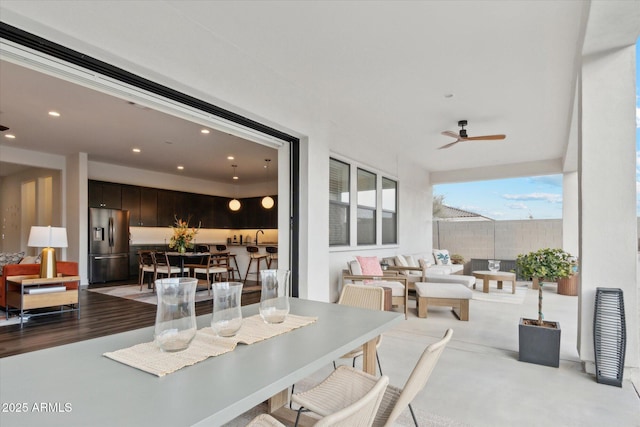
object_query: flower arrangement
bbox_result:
[169,216,199,253]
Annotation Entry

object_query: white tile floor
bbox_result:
[368,282,640,427]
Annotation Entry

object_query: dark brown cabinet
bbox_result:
[121,185,158,227]
[88,180,122,209]
[89,181,277,229]
[156,190,176,227]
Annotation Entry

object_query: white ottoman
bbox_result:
[415,282,472,321]
[425,273,476,288]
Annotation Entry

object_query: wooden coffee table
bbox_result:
[472,270,516,294]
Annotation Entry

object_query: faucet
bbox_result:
[255,229,264,245]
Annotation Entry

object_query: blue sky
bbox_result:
[435,38,640,221]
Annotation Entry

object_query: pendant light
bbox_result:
[261,158,275,209]
[229,164,241,211]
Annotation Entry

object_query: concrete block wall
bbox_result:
[433,219,564,272]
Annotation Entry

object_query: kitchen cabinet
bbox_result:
[242,196,277,229]
[213,197,233,228]
[121,185,158,227]
[156,190,177,227]
[89,180,277,229]
[88,180,122,209]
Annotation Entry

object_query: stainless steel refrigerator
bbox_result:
[89,208,130,283]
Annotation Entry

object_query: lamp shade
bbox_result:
[28,226,68,248]
[228,199,241,211]
[261,196,274,209]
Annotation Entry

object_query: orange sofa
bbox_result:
[0,262,79,308]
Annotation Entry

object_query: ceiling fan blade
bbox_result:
[438,140,460,150]
[441,130,460,139]
[464,134,506,141]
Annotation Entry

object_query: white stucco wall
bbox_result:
[579,44,638,377]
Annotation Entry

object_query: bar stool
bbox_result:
[244,245,269,284]
[266,246,278,268]
[216,244,241,280]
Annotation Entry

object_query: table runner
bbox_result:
[104,314,317,376]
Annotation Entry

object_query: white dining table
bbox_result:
[0,297,403,427]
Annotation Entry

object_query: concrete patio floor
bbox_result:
[293,282,640,426]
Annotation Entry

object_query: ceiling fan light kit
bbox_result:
[439,119,506,149]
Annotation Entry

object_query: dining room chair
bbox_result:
[338,283,386,375]
[191,253,227,294]
[290,365,389,427]
[152,251,181,282]
[372,328,454,427]
[138,250,156,290]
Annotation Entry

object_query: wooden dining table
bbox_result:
[0,298,403,427]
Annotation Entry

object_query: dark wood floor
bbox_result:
[0,279,260,358]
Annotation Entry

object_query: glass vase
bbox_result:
[154,277,198,352]
[488,260,500,272]
[259,269,291,324]
[211,282,243,337]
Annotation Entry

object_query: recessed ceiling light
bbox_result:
[48,111,61,117]
[132,148,141,153]
[5,134,16,139]
[227,156,235,160]
[177,165,184,170]
[201,129,210,134]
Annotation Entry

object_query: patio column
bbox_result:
[562,171,578,256]
[578,44,638,379]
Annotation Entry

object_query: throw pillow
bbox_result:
[405,255,418,267]
[433,249,451,265]
[356,256,383,276]
[19,255,38,264]
[418,258,432,270]
[0,251,25,269]
[395,255,408,267]
[349,260,363,276]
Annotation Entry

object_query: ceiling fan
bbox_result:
[439,120,506,149]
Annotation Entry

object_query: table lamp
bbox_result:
[27,226,68,278]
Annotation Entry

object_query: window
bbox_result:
[357,168,376,245]
[329,158,350,246]
[330,157,398,247]
[382,177,397,244]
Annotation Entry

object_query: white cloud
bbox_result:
[506,202,528,210]
[502,193,562,203]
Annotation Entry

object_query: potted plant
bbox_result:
[515,248,574,367]
[450,254,466,265]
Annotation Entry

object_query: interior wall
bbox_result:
[0,164,61,253]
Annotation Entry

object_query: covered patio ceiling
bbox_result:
[0,1,638,184]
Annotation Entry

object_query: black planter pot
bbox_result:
[518,318,561,368]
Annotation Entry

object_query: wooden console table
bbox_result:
[5,274,80,327]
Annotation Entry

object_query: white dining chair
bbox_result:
[373,328,453,427]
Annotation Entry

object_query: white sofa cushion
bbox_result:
[425,273,476,288]
[415,282,472,299]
